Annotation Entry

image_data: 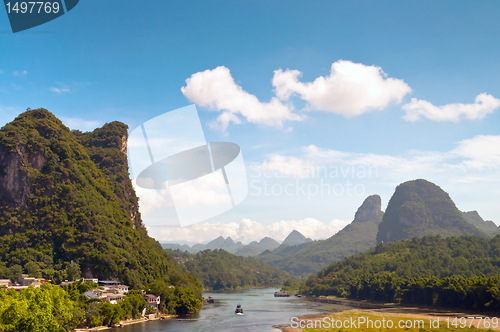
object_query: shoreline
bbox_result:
[274,296,500,331]
[73,314,174,332]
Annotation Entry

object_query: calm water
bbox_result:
[113,288,348,332]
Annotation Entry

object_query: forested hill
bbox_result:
[169,249,290,290]
[377,179,493,243]
[304,235,500,311]
[0,109,201,297]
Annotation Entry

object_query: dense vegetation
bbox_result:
[0,281,195,330]
[258,195,383,276]
[304,236,500,311]
[169,249,291,290]
[0,109,202,317]
[0,283,82,331]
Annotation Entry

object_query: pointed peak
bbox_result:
[282,230,311,245]
[13,108,62,125]
[353,195,383,223]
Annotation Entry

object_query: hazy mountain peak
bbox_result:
[260,237,280,246]
[462,210,499,235]
[353,195,383,223]
[282,230,312,246]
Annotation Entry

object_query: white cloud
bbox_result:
[181,66,301,131]
[60,117,101,131]
[210,111,242,132]
[273,60,411,116]
[169,171,232,208]
[403,93,500,122]
[452,135,500,169]
[154,217,349,243]
[253,134,500,185]
[135,187,175,215]
[12,70,28,77]
[50,87,71,94]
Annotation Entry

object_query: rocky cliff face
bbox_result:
[0,149,31,209]
[354,195,383,223]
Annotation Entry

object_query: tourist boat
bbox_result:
[235,304,243,315]
[274,291,290,297]
[207,296,214,303]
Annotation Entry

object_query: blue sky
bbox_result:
[1,1,500,243]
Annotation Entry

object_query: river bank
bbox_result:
[73,314,173,332]
[275,296,500,331]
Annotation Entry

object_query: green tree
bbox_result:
[24,261,42,278]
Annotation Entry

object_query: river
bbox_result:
[113,288,349,332]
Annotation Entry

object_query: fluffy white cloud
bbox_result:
[153,217,349,243]
[253,134,500,185]
[452,135,500,169]
[50,87,71,94]
[272,60,411,116]
[181,61,412,131]
[169,171,233,208]
[403,93,500,122]
[181,66,301,130]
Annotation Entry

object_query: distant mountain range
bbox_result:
[161,230,310,256]
[257,195,384,276]
[165,179,497,278]
[257,180,498,277]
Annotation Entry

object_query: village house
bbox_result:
[105,284,129,294]
[144,294,161,309]
[19,274,36,286]
[83,289,106,299]
[1,275,50,291]
[0,279,12,287]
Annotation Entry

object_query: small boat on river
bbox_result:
[235,304,244,315]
